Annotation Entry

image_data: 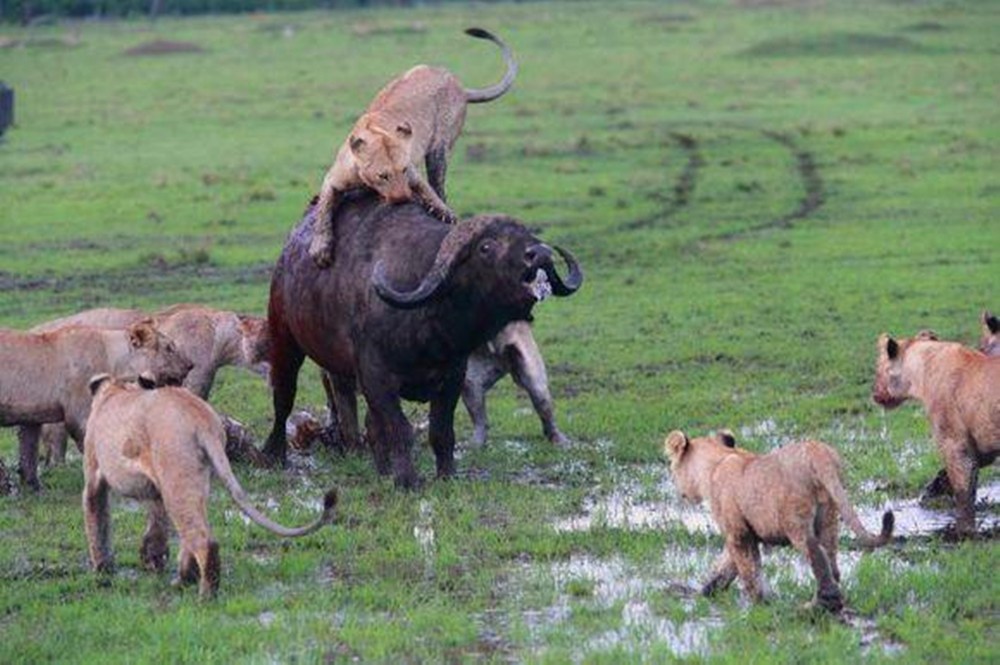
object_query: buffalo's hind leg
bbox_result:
[260,310,305,465]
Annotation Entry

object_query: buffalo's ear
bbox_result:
[717,429,737,448]
[663,430,689,461]
[128,323,155,349]
[349,135,365,154]
[88,373,112,396]
[395,121,412,138]
[985,310,1000,334]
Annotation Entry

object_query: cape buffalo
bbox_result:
[262,191,581,488]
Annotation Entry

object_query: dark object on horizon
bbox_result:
[0,83,13,138]
[261,190,582,488]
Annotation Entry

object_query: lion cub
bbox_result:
[873,332,1000,537]
[308,27,517,266]
[83,376,337,598]
[663,430,893,612]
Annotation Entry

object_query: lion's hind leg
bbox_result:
[701,551,738,596]
[789,526,843,612]
[140,499,171,572]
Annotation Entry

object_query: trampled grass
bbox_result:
[1,1,998,662]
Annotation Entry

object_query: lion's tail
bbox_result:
[811,442,894,549]
[463,28,518,103]
[202,424,336,538]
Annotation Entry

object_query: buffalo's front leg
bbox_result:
[429,378,462,479]
[261,318,305,465]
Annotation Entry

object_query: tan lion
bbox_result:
[31,303,269,466]
[0,322,193,490]
[872,332,1000,536]
[308,27,517,267]
[663,430,893,612]
[83,375,337,599]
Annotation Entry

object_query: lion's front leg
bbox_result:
[406,165,457,225]
[727,536,764,603]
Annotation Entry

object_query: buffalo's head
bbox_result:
[372,215,582,313]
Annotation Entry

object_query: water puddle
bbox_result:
[413,499,436,580]
[551,465,715,534]
[493,552,723,660]
[858,481,1000,539]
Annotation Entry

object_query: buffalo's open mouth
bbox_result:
[523,268,552,301]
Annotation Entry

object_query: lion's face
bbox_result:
[871,334,911,409]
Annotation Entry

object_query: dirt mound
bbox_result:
[122,40,204,57]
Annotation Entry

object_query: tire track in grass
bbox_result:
[615,126,824,239]
[619,132,704,231]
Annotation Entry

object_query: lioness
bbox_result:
[31,304,269,465]
[308,27,517,266]
[663,430,893,611]
[462,321,568,446]
[0,322,193,490]
[872,332,1000,536]
[83,375,337,598]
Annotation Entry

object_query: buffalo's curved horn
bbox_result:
[372,216,501,309]
[544,245,583,296]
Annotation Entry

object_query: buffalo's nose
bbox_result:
[524,243,552,267]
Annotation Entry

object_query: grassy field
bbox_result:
[1,0,998,662]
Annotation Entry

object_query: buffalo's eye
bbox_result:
[479,240,494,256]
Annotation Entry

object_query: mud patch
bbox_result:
[351,21,427,38]
[0,262,271,313]
[742,32,928,58]
[122,40,205,57]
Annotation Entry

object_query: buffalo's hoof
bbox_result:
[394,472,423,491]
[256,447,288,469]
[17,468,41,493]
[549,430,571,447]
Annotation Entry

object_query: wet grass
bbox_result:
[1,0,999,662]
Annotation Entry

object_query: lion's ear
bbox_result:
[880,334,899,360]
[663,430,689,461]
[915,329,938,341]
[985,310,1000,334]
[717,429,737,448]
[88,373,112,396]
[128,323,155,349]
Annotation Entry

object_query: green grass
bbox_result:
[1,1,998,662]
